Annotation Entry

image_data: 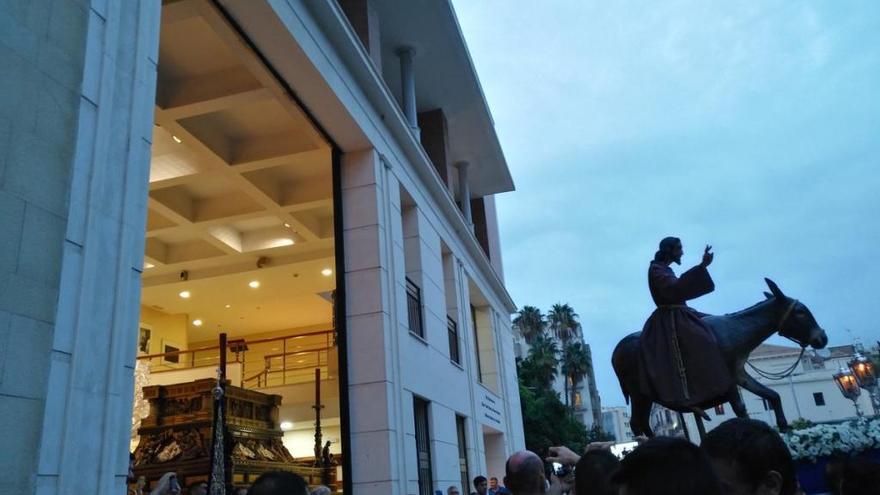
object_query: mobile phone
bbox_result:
[551,461,570,478]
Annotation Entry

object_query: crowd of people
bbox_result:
[135,418,878,495]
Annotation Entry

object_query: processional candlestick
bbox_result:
[209,333,228,495]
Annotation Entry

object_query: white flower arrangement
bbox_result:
[783,417,880,462]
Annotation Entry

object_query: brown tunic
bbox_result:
[638,261,733,408]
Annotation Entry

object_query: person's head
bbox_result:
[448,485,461,495]
[150,472,181,495]
[473,476,488,494]
[574,449,620,495]
[654,236,683,265]
[489,477,499,489]
[504,450,546,494]
[702,418,796,495]
[187,481,208,495]
[612,437,722,495]
[839,457,880,495]
[247,471,309,495]
[310,486,332,495]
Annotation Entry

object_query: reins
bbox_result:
[745,299,807,380]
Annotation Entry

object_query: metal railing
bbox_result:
[136,329,335,390]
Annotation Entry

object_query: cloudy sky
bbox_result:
[452,1,880,406]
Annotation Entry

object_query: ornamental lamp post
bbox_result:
[848,352,879,416]
[833,367,864,419]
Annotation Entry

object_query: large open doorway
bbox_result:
[130,1,345,492]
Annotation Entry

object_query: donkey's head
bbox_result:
[764,278,828,349]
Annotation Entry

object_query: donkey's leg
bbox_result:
[727,387,748,418]
[630,394,654,438]
[739,374,787,430]
[694,414,707,441]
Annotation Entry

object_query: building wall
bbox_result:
[139,306,188,356]
[0,2,159,494]
[602,407,635,443]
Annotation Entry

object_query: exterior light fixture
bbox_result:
[833,367,863,418]
[192,319,203,327]
[248,280,260,289]
[179,290,191,299]
[848,352,879,415]
[321,268,333,277]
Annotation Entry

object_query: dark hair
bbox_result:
[653,236,681,263]
[574,449,619,495]
[473,475,487,487]
[702,418,796,495]
[840,457,880,495]
[247,471,309,495]
[612,437,722,495]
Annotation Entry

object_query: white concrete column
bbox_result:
[455,161,472,226]
[395,46,419,137]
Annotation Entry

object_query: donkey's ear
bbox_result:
[765,278,785,299]
[764,291,773,300]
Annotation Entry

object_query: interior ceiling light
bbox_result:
[143,262,155,269]
[179,290,191,299]
[321,268,333,277]
[192,319,203,327]
[248,280,260,289]
[280,421,293,431]
[283,222,291,228]
[224,304,231,309]
[172,135,182,144]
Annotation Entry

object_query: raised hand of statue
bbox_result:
[700,244,714,268]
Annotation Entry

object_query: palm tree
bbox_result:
[547,303,581,344]
[513,306,546,344]
[560,341,591,413]
[524,335,559,388]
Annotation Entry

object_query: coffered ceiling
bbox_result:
[142,0,336,336]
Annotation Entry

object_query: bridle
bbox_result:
[747,298,808,380]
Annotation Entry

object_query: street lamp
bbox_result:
[833,367,863,419]
[848,353,879,415]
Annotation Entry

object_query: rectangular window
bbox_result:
[407,277,424,338]
[448,317,460,364]
[471,304,482,380]
[714,404,725,416]
[573,392,582,408]
[414,398,433,495]
[456,416,469,495]
[813,392,825,406]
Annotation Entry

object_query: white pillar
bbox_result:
[455,161,472,226]
[395,46,419,137]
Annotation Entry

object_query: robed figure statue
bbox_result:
[638,237,733,414]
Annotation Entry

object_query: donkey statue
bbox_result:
[612,278,828,438]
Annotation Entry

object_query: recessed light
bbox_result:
[283,222,291,228]
[144,262,155,269]
[224,304,231,309]
[179,290,191,299]
[321,268,333,277]
[192,319,203,326]
[280,421,293,431]
[172,135,182,143]
[248,280,260,289]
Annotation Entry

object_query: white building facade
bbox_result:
[602,406,635,443]
[0,1,523,494]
